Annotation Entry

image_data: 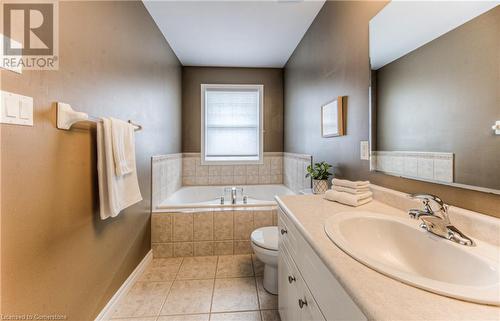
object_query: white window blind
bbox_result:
[202,85,263,163]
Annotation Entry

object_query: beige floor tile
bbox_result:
[256,277,278,310]
[160,279,214,315]
[140,258,183,282]
[211,277,259,312]
[157,314,209,321]
[251,255,264,277]
[112,281,172,318]
[150,258,184,268]
[176,256,218,280]
[260,310,281,321]
[216,255,254,278]
[210,311,261,321]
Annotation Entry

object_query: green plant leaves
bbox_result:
[305,161,333,180]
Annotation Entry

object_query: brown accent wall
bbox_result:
[182,67,284,153]
[283,1,500,218]
[0,2,182,320]
[376,6,500,190]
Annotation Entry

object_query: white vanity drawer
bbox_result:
[298,232,366,321]
[278,208,299,258]
[280,243,326,321]
[278,205,366,321]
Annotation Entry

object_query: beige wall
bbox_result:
[182,67,284,153]
[0,2,182,320]
[283,1,500,218]
[376,6,500,190]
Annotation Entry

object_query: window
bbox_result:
[201,84,263,164]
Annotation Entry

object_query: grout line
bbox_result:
[254,268,262,311]
[155,257,184,318]
[208,255,219,320]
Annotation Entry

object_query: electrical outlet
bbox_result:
[360,141,369,160]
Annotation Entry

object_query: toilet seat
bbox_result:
[251,226,278,251]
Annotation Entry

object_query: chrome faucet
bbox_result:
[408,193,475,246]
[224,187,243,205]
[231,187,237,205]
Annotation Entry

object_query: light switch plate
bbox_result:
[360,141,369,160]
[0,90,33,126]
[493,121,500,135]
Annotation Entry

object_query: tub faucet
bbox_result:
[408,193,474,246]
[231,187,237,204]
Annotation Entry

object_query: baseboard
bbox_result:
[94,249,153,321]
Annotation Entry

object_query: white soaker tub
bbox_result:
[157,184,294,210]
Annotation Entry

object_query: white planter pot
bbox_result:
[312,179,329,194]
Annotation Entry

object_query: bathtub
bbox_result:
[156,184,294,210]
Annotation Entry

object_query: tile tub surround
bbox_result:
[152,154,183,209]
[110,254,280,320]
[283,152,312,193]
[152,208,278,258]
[182,152,284,186]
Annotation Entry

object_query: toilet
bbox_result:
[251,226,279,294]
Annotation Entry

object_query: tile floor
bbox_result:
[111,254,281,321]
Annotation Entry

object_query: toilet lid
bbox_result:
[251,226,278,251]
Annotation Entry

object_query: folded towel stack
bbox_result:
[325,178,372,207]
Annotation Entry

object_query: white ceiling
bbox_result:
[143,0,325,68]
[369,1,499,70]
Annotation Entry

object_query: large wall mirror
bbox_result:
[369,2,500,194]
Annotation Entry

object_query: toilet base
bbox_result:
[263,264,278,295]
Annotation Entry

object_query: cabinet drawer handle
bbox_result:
[288,275,296,284]
[298,298,308,309]
[280,228,288,235]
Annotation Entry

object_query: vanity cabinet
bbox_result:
[278,207,366,321]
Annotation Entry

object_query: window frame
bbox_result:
[200,83,264,165]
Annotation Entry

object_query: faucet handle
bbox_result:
[409,193,450,223]
[409,193,446,211]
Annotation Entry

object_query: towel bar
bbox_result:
[56,102,142,131]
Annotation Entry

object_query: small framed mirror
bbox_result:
[321,96,345,137]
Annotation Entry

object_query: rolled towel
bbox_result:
[324,190,373,207]
[332,185,370,195]
[332,178,370,189]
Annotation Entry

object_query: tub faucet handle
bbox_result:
[220,195,225,205]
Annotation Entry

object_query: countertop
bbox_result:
[276,194,500,321]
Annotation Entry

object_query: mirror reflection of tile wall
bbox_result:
[369,3,500,192]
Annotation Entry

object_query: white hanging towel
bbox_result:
[332,178,370,189]
[97,117,142,220]
[110,117,135,176]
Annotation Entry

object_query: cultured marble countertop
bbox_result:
[276,194,500,321]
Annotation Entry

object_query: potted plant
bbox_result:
[306,161,333,194]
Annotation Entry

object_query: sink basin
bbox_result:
[324,211,500,305]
